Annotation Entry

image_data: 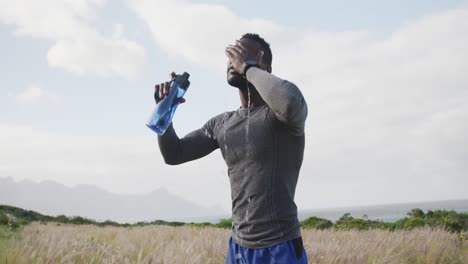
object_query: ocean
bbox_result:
[179,199,468,223]
[297,199,468,222]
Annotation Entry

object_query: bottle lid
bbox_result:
[175,72,190,89]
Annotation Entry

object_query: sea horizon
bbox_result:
[168,198,468,224]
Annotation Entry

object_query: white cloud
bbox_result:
[0,0,145,79]
[128,0,285,70]
[0,123,231,210]
[16,84,61,104]
[46,26,145,78]
[129,0,468,207]
[1,1,466,210]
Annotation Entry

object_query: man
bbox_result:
[154,33,308,264]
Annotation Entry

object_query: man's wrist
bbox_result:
[242,60,261,77]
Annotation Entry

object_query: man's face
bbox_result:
[226,38,264,88]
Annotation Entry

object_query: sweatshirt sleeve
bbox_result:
[246,67,308,134]
[157,118,219,165]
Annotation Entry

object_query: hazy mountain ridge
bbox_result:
[2,177,466,224]
[0,177,225,223]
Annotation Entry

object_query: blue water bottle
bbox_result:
[147,72,190,135]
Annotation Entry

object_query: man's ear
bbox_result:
[257,50,272,73]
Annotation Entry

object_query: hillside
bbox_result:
[0,177,225,222]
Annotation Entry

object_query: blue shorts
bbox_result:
[225,237,308,264]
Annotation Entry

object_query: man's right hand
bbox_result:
[154,72,187,104]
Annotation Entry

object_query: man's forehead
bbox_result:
[239,38,262,50]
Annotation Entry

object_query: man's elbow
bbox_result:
[158,148,182,165]
[283,91,308,125]
[158,139,183,165]
[162,155,182,166]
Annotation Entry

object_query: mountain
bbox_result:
[0,177,226,223]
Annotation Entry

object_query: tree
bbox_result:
[407,208,425,219]
[336,213,353,225]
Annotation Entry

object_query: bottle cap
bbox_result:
[175,72,190,90]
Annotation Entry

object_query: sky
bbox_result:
[1,0,467,212]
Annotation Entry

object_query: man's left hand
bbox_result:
[225,41,264,75]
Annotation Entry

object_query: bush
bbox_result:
[1,204,467,233]
[403,218,426,229]
[167,221,185,227]
[336,218,370,230]
[55,215,70,224]
[69,216,96,225]
[185,222,213,228]
[215,218,232,229]
[407,208,425,218]
[0,212,8,225]
[98,220,120,227]
[336,213,353,225]
[367,220,393,230]
[301,216,333,230]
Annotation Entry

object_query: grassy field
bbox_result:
[0,223,467,264]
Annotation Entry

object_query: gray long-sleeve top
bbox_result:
[158,67,308,248]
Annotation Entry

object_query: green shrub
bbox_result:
[1,204,467,233]
[336,218,370,230]
[69,216,96,225]
[55,215,70,223]
[215,218,232,229]
[407,208,425,218]
[336,213,353,225]
[98,220,120,227]
[403,218,426,229]
[301,216,333,230]
[185,222,213,228]
[0,212,8,225]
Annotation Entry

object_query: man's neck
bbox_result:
[238,85,266,109]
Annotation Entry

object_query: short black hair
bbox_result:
[241,33,272,66]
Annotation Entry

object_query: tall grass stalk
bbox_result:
[0,223,466,263]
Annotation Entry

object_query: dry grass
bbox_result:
[303,228,467,264]
[0,223,466,263]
